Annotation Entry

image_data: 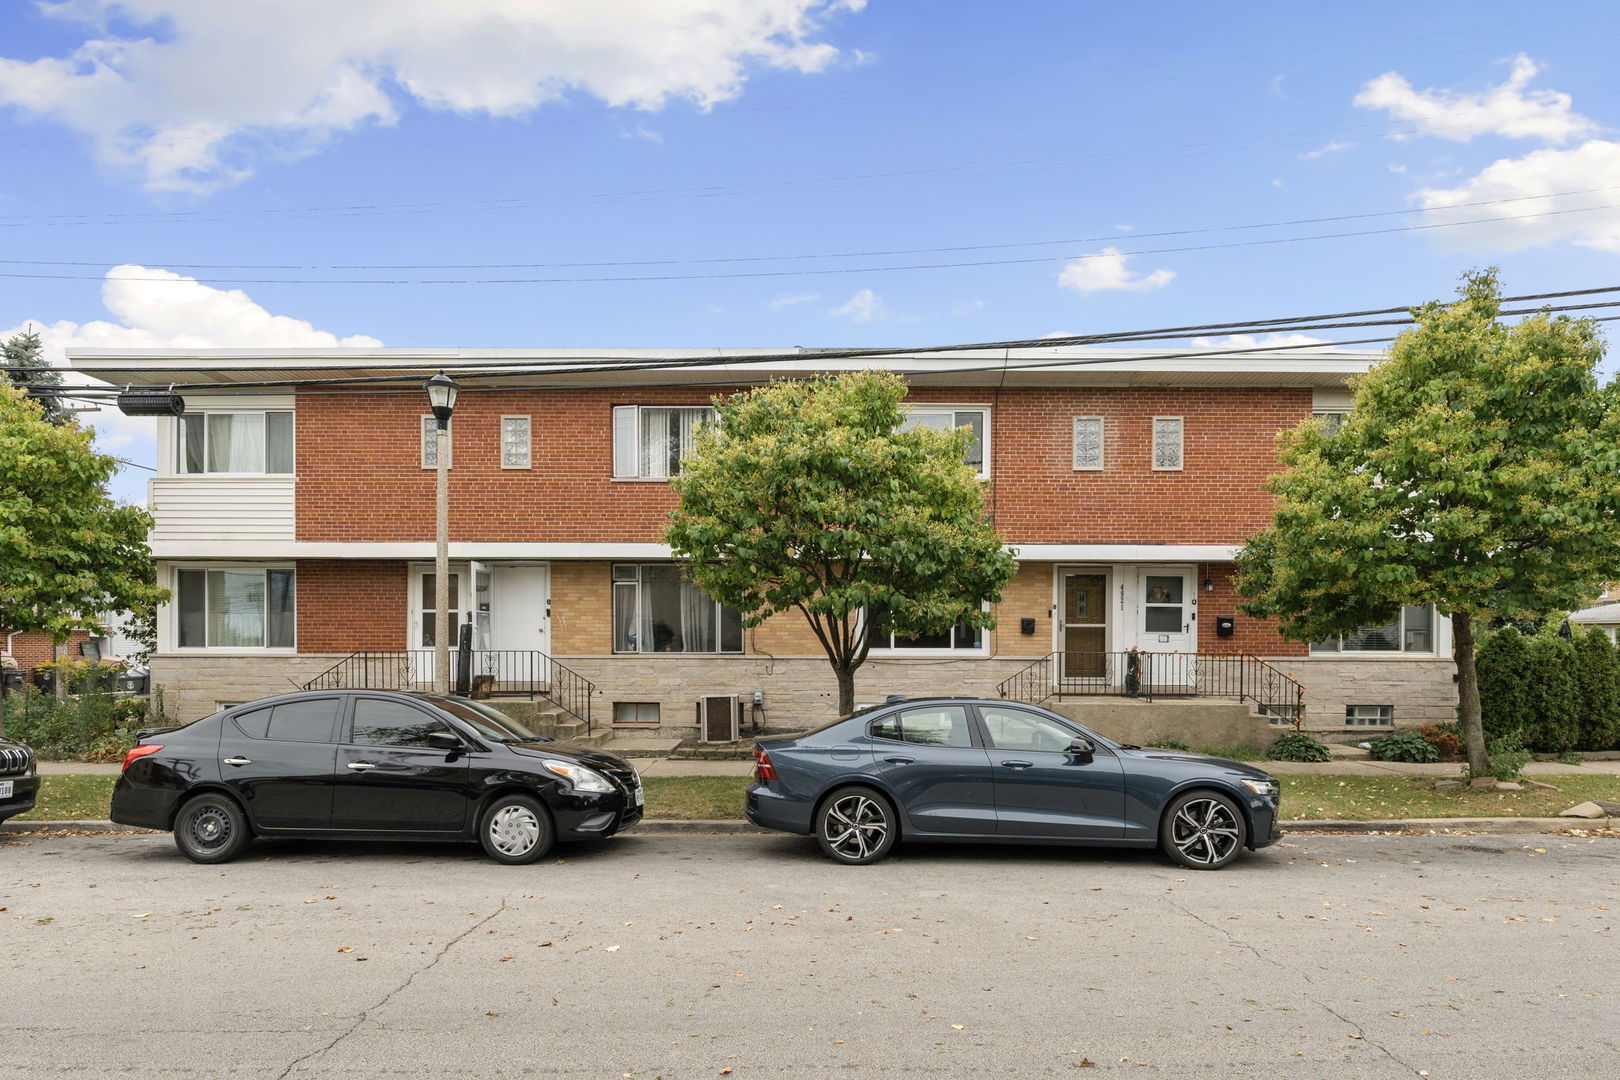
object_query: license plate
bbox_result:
[0,780,12,799]
[634,785,644,807]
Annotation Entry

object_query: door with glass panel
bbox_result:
[1058,571,1109,688]
[1137,569,1196,690]
[415,569,465,688]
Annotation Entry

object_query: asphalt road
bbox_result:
[1,829,1616,1079]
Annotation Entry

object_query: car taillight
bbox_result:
[753,748,778,782]
[121,744,163,772]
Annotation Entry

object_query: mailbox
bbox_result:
[1215,615,1235,638]
[1019,617,1036,635]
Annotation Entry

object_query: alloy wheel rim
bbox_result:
[824,795,887,861]
[1171,799,1240,865]
[189,806,231,850]
[489,805,541,857]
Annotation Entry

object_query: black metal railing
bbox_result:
[303,649,595,733]
[997,650,1305,728]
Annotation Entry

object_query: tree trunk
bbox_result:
[1453,610,1488,775]
[52,641,67,703]
[834,664,856,718]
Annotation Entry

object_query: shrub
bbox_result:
[1468,733,1533,781]
[1,688,148,762]
[1149,739,1192,752]
[1476,627,1533,739]
[1523,631,1581,753]
[1368,731,1440,763]
[1573,627,1620,750]
[1267,731,1331,762]
[1417,722,1464,758]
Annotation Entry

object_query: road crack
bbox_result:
[274,896,510,1079]
[1163,896,1428,1079]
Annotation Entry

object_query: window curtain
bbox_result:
[209,414,266,473]
[208,570,266,647]
[680,576,715,652]
[640,409,673,478]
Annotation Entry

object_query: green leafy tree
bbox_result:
[1572,627,1620,751]
[667,371,1018,716]
[1235,270,1620,775]
[0,385,166,734]
[1476,626,1533,739]
[2,327,71,425]
[1523,629,1580,753]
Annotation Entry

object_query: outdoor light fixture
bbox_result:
[115,388,185,417]
[424,372,459,429]
[1203,576,1214,592]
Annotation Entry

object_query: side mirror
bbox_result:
[1066,737,1095,761]
[426,731,463,752]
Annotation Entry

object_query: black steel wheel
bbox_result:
[1160,789,1247,870]
[815,786,898,865]
[478,793,555,865]
[173,792,251,864]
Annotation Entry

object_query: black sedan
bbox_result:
[111,691,643,864]
[746,697,1281,870]
[0,733,39,824]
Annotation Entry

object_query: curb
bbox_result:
[5,817,1612,837]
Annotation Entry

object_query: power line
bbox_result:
[8,202,1616,287]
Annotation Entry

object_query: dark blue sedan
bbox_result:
[746,697,1282,870]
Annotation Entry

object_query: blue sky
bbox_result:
[3,0,1620,502]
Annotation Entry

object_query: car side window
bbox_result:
[870,705,973,748]
[233,707,271,739]
[350,699,452,749]
[980,706,1078,753]
[268,699,339,743]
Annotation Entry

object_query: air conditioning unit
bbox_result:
[698,694,742,743]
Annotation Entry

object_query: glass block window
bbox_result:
[1072,417,1104,470]
[1152,417,1183,471]
[501,416,532,469]
[1345,704,1394,727]
[421,416,452,469]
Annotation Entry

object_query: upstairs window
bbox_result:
[501,416,532,469]
[178,412,293,474]
[613,406,716,478]
[901,406,988,477]
[1151,417,1183,471]
[1072,416,1104,470]
[1312,411,1347,436]
[420,417,452,469]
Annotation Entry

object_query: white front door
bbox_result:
[490,564,550,656]
[1137,568,1195,653]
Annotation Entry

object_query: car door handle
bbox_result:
[222,757,251,767]
[883,755,916,765]
[999,760,1034,770]
[346,761,376,771]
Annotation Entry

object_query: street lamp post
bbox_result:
[424,373,459,694]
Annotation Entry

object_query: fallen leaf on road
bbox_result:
[605,945,621,953]
[133,913,150,919]
[951,1024,964,1030]
[336,947,353,953]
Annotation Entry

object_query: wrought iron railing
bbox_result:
[996,650,1305,728]
[303,649,595,733]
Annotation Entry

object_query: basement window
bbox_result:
[1344,704,1394,727]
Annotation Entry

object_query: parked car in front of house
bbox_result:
[0,734,40,825]
[110,691,642,864]
[746,697,1282,870]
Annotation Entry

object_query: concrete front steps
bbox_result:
[482,698,615,747]
[1045,697,1281,748]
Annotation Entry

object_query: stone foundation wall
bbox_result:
[150,654,351,722]
[1282,656,1458,733]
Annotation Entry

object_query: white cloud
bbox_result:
[1414,140,1620,254]
[4,265,380,481]
[1299,140,1353,160]
[949,299,985,317]
[0,1,863,193]
[828,288,885,322]
[1057,248,1175,294]
[1191,332,1335,352]
[1354,54,1596,144]
[769,292,820,310]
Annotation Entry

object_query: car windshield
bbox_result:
[421,695,548,743]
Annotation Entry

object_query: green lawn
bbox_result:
[13,772,1617,825]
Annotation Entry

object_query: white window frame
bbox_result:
[421,416,452,469]
[864,601,991,659]
[176,410,295,477]
[900,404,990,480]
[1345,704,1395,727]
[1072,416,1105,471]
[611,563,743,654]
[1151,416,1184,472]
[170,564,296,653]
[1312,410,1347,436]
[500,415,532,470]
[612,405,717,480]
[1312,604,1439,656]
[613,701,662,726]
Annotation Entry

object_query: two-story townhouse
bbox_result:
[69,346,1460,742]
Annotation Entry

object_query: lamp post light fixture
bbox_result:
[425,372,459,694]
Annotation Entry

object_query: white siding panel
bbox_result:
[149,477,295,542]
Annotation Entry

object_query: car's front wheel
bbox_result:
[173,792,251,864]
[1160,789,1247,870]
[478,794,555,865]
[815,786,898,865]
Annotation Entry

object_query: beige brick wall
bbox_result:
[990,562,1054,657]
[550,561,612,655]
[150,654,352,723]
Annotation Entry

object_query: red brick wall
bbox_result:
[3,629,93,673]
[295,385,1310,545]
[295,560,408,653]
[1194,562,1307,657]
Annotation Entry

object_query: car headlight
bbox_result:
[1240,778,1279,797]
[542,760,614,793]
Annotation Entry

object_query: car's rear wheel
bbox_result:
[1160,790,1246,870]
[478,794,554,865]
[815,786,897,865]
[173,792,251,864]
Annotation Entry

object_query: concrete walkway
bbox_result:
[34,755,1620,778]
